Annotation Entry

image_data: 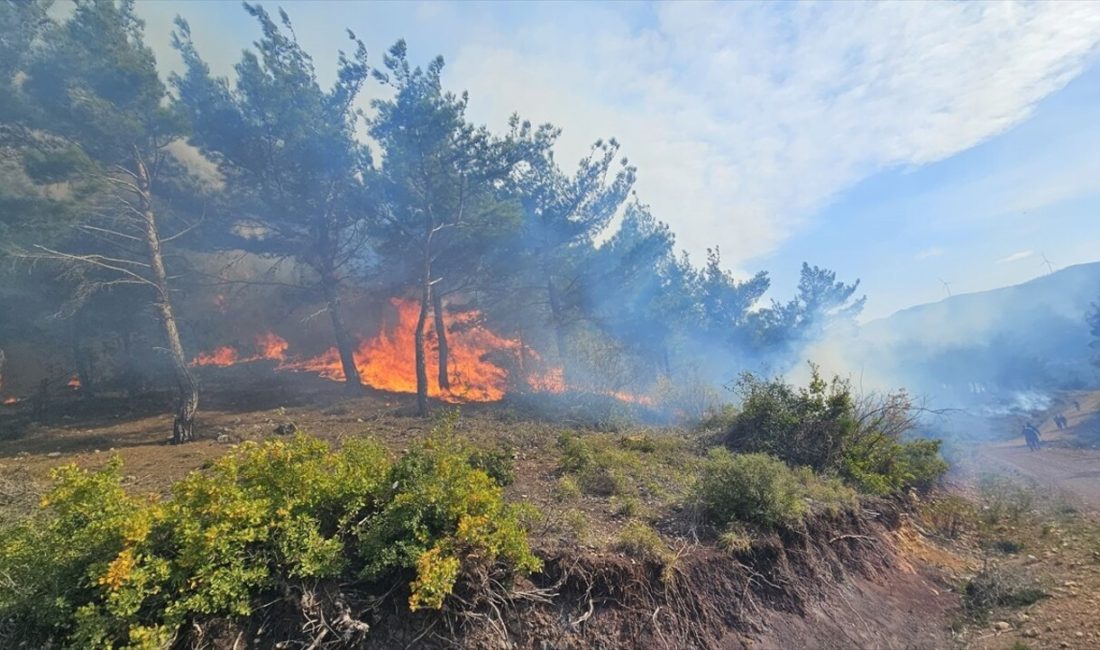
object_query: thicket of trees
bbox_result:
[0,0,864,431]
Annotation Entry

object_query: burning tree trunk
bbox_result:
[432,290,450,391]
[415,285,431,417]
[547,279,571,386]
[320,272,364,392]
[134,152,198,444]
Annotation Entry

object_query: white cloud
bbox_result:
[914,247,945,261]
[135,1,1100,272]
[996,250,1034,264]
[445,1,1100,267]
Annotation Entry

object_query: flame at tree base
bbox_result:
[282,298,533,403]
[191,298,652,406]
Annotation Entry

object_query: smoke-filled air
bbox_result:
[2,2,1100,649]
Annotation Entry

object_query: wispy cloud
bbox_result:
[914,247,945,261]
[137,1,1100,271]
[446,2,1100,266]
[997,250,1035,264]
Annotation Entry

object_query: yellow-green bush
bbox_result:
[0,432,540,648]
[695,449,808,529]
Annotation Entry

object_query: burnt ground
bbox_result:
[0,367,964,648]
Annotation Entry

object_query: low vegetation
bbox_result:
[0,372,951,646]
[724,368,948,496]
[0,422,538,648]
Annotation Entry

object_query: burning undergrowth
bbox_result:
[184,296,653,411]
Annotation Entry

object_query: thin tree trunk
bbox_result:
[134,150,198,444]
[432,289,450,391]
[547,278,570,386]
[321,275,363,392]
[415,282,431,417]
[69,313,93,398]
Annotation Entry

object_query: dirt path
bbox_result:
[983,441,1100,510]
[978,390,1100,512]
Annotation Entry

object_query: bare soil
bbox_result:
[957,390,1100,650]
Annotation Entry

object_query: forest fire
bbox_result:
[189,300,650,405]
[66,375,81,390]
[191,333,290,367]
[192,346,239,367]
[1,396,18,405]
[285,298,523,403]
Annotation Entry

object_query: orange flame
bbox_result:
[190,301,650,406]
[287,298,518,402]
[192,346,239,367]
[191,333,289,367]
[255,332,289,361]
[67,375,81,390]
[2,396,18,405]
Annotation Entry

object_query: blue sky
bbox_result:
[134,0,1100,321]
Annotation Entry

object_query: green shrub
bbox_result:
[0,432,540,647]
[614,521,670,563]
[468,444,516,487]
[696,449,807,529]
[725,369,948,495]
[717,522,754,554]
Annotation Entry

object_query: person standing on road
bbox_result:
[1023,422,1042,451]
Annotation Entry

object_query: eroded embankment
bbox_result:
[202,503,957,650]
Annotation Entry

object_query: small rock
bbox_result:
[46,451,61,458]
[216,434,231,444]
[1023,628,1040,638]
[273,422,298,436]
[993,621,1011,632]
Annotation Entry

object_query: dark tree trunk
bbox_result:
[547,278,570,386]
[432,289,450,391]
[321,275,363,392]
[134,150,198,444]
[415,284,431,417]
[69,312,93,398]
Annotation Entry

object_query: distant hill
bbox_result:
[841,262,1100,405]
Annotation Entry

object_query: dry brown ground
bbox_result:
[952,390,1100,650]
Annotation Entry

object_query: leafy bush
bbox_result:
[0,432,540,647]
[696,449,807,529]
[717,522,754,554]
[614,521,670,564]
[725,369,948,495]
[555,430,698,503]
[468,444,516,487]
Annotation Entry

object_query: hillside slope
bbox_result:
[849,262,1100,404]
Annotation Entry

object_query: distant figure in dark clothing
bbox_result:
[1054,415,1067,430]
[1072,400,1081,412]
[1023,423,1042,451]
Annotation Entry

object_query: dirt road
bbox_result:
[981,391,1100,512]
[984,441,1100,509]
